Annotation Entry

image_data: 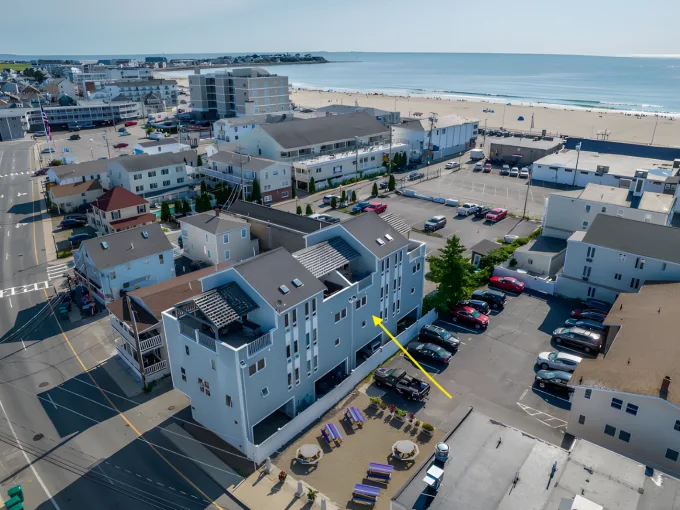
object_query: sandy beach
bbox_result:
[161,73,680,147]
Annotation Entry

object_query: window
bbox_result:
[205,233,209,242]
[411,288,415,294]
[334,338,340,346]
[207,249,211,259]
[615,273,622,280]
[630,278,640,289]
[362,320,366,328]
[585,204,591,212]
[287,373,292,386]
[225,395,232,407]
[312,299,316,314]
[148,171,157,177]
[663,263,667,271]
[286,344,291,358]
[284,313,289,328]
[313,354,318,371]
[293,339,298,353]
[210,359,215,370]
[282,191,289,199]
[585,389,592,399]
[583,266,591,278]
[185,345,190,355]
[161,168,169,175]
[110,270,116,280]
[604,425,616,437]
[163,180,170,186]
[619,430,631,443]
[136,185,144,192]
[675,420,680,432]
[177,178,185,184]
[134,173,142,180]
[305,332,310,348]
[667,449,679,462]
[626,403,638,416]
[137,205,146,214]
[601,206,607,213]
[587,287,596,298]
[582,220,588,229]
[181,367,186,382]
[586,247,596,259]
[611,398,623,410]
[224,250,230,260]
[306,359,311,374]
[149,183,158,189]
[204,381,211,396]
[334,308,347,323]
[176,167,182,172]
[248,358,266,376]
[578,415,586,424]
[241,228,247,238]
[261,387,270,397]
[292,309,297,324]
[223,233,229,244]
[305,302,309,318]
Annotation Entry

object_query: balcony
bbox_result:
[177,313,267,352]
[144,360,167,376]
[287,140,410,166]
[247,332,272,358]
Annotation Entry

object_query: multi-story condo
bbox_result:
[569,282,680,478]
[227,112,409,192]
[91,79,178,107]
[180,210,259,266]
[212,113,297,142]
[204,151,293,203]
[393,114,479,160]
[49,180,103,214]
[74,223,174,304]
[0,109,29,141]
[189,68,290,119]
[88,186,155,234]
[555,214,680,302]
[107,151,195,202]
[106,68,154,81]
[26,100,139,130]
[162,212,427,462]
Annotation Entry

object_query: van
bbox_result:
[68,232,95,246]
[323,195,340,205]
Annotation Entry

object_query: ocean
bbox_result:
[160,52,680,114]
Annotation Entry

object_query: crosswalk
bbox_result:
[0,172,31,177]
[47,262,73,281]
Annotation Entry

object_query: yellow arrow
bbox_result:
[373,316,452,399]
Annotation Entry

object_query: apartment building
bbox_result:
[0,108,29,141]
[189,68,290,119]
[107,151,195,201]
[228,112,407,191]
[180,211,259,266]
[43,78,78,100]
[568,283,680,478]
[46,158,110,187]
[313,105,401,126]
[543,183,674,239]
[161,212,427,461]
[393,114,479,160]
[106,68,154,81]
[212,113,297,142]
[92,79,178,106]
[204,151,292,203]
[49,180,103,214]
[88,186,154,234]
[26,100,139,130]
[133,138,186,155]
[74,223,174,304]
[555,214,680,302]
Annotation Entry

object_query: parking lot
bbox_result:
[365,291,581,446]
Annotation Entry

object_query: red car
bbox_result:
[124,121,137,127]
[570,309,607,322]
[450,305,489,329]
[113,143,128,149]
[486,208,508,223]
[365,202,387,214]
[34,168,48,176]
[483,163,492,173]
[489,276,525,293]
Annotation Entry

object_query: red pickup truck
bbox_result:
[365,202,387,214]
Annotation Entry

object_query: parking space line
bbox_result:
[517,402,568,429]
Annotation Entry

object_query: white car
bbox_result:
[510,167,519,177]
[519,168,529,178]
[457,203,479,216]
[473,162,483,171]
[445,161,460,169]
[536,351,582,372]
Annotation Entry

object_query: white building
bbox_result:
[74,223,174,304]
[204,151,292,203]
[393,114,479,161]
[569,283,680,478]
[555,214,680,303]
[90,79,178,107]
[88,186,155,235]
[107,151,195,202]
[106,68,154,81]
[49,180,103,214]
[212,113,297,142]
[46,159,111,188]
[133,138,187,155]
[180,211,259,266]
[543,183,674,240]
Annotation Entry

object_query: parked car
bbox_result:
[450,305,489,329]
[473,162,483,171]
[69,134,81,141]
[471,289,507,309]
[564,318,605,332]
[373,368,431,401]
[445,161,460,170]
[379,181,389,190]
[113,143,128,149]
[552,327,603,353]
[457,203,479,216]
[358,338,382,360]
[408,172,425,181]
[489,276,525,293]
[483,163,492,173]
[418,324,460,351]
[33,168,48,176]
[58,219,86,229]
[64,213,87,221]
[584,298,612,312]
[77,203,93,214]
[41,147,55,154]
[536,351,583,372]
[519,168,530,178]
[424,216,447,232]
[509,167,519,177]
[486,208,508,223]
[365,202,387,214]
[407,342,453,363]
[317,214,341,224]
[500,166,510,176]
[474,206,492,219]
[458,299,490,314]
[68,232,96,246]
[570,308,607,322]
[322,194,340,205]
[34,131,47,137]
[124,121,137,127]
[119,131,132,137]
[535,370,573,391]
[352,201,371,213]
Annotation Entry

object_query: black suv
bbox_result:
[471,289,507,309]
[459,299,490,315]
[474,206,491,218]
[418,324,460,351]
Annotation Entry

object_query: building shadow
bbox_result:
[7,201,43,218]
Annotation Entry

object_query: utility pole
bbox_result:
[126,294,148,389]
[79,252,96,314]
[427,112,437,164]
[571,142,582,187]
[354,136,359,181]
[103,134,111,159]
[239,146,245,201]
[387,126,393,176]
[650,114,660,146]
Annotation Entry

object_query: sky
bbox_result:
[2,0,679,57]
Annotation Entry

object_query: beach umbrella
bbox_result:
[518,116,524,121]
[490,109,495,113]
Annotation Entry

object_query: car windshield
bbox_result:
[471,310,481,319]
[433,346,446,356]
[548,353,557,361]
[439,330,452,340]
[428,217,439,223]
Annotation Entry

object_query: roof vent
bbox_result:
[385,234,394,242]
[376,238,385,246]
[278,285,290,295]
[292,278,303,288]
[101,241,109,249]
[141,231,149,239]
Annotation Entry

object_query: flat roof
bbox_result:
[398,113,478,131]
[392,408,680,510]
[553,183,673,214]
[572,283,680,408]
[225,200,330,234]
[207,151,278,172]
[515,235,567,255]
[137,137,180,148]
[490,137,563,150]
[536,150,674,181]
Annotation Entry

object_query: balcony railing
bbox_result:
[144,360,168,376]
[139,335,163,353]
[247,332,272,358]
[358,274,373,291]
[197,331,217,352]
[179,321,197,341]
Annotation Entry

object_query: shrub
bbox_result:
[415,420,421,427]
[369,396,383,406]
[379,401,388,410]
[296,205,302,215]
[330,196,337,209]
[305,204,313,215]
[388,174,396,191]
[395,409,407,417]
[57,249,72,259]
[371,182,378,197]
[308,177,316,194]
[160,201,171,221]
[421,422,434,432]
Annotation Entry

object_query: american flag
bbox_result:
[39,103,52,141]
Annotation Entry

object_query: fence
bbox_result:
[493,266,555,295]
[245,309,438,464]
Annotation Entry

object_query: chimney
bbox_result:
[214,207,220,217]
[661,376,672,399]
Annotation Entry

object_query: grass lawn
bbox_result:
[1,63,31,71]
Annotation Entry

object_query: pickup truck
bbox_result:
[373,368,430,401]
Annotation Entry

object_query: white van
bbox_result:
[323,195,340,205]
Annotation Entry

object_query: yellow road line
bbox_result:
[32,179,39,266]
[372,316,453,399]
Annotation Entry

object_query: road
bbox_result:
[0,140,238,509]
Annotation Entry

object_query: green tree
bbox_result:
[388,174,396,191]
[351,190,357,202]
[194,194,212,213]
[371,182,379,197]
[174,199,182,214]
[145,126,154,136]
[200,180,207,194]
[391,152,400,170]
[48,159,62,166]
[251,179,262,203]
[327,177,333,189]
[308,177,316,194]
[305,204,313,215]
[182,199,192,214]
[330,196,337,209]
[427,236,473,312]
[340,189,347,202]
[296,205,302,215]
[196,154,203,167]
[160,201,171,222]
